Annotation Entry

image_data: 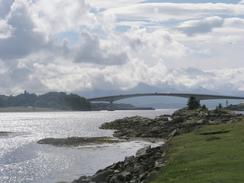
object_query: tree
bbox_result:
[187,96,200,110]
[216,103,223,110]
[201,104,208,111]
[64,94,91,111]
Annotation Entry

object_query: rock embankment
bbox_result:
[100,108,242,139]
[72,108,242,183]
[173,108,242,125]
[72,145,167,183]
[226,103,244,111]
[37,137,120,146]
[100,115,171,138]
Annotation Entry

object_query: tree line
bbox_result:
[0,91,91,111]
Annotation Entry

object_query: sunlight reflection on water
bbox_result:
[0,109,175,183]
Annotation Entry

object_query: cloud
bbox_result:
[89,0,143,10]
[103,3,244,27]
[0,0,244,95]
[223,17,244,28]
[19,59,244,94]
[32,0,97,34]
[0,58,47,94]
[74,31,128,65]
[0,0,48,60]
[177,16,224,35]
[0,19,13,39]
[0,0,14,18]
[123,27,187,61]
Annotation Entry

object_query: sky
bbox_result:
[0,0,244,95]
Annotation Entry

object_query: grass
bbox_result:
[150,120,244,183]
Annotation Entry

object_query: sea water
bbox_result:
[0,109,175,183]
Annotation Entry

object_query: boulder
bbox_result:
[91,169,114,182]
[136,146,151,157]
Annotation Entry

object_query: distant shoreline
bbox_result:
[0,106,174,113]
[0,107,60,113]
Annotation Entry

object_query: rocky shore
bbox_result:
[100,108,242,140]
[72,145,167,183]
[37,137,121,146]
[0,131,12,137]
[0,131,29,138]
[71,107,243,183]
[226,103,244,111]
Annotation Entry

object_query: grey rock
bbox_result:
[136,146,151,157]
[91,169,114,182]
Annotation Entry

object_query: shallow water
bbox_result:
[0,109,175,183]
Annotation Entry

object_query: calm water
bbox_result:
[0,109,175,183]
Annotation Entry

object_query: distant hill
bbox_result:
[0,91,91,111]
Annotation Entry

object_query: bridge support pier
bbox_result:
[108,101,114,111]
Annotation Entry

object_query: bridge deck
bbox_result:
[88,93,244,103]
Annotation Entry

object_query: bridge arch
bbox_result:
[88,93,244,103]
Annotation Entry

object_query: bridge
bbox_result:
[88,93,244,103]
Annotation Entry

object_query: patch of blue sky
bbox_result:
[90,6,105,13]
[115,19,180,32]
[115,14,237,33]
[115,25,131,32]
[55,31,80,46]
[143,0,241,3]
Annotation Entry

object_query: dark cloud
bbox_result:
[177,16,224,36]
[74,32,128,65]
[0,1,48,60]
[0,0,14,18]
[0,66,48,94]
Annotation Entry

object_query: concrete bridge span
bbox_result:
[88,93,244,103]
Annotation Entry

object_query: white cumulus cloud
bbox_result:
[0,0,244,95]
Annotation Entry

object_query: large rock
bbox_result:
[91,169,114,182]
[136,146,151,157]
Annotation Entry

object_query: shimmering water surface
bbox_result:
[0,109,175,183]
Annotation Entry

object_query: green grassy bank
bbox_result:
[150,120,244,183]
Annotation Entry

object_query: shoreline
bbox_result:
[70,107,243,183]
[0,106,60,113]
[0,107,169,113]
